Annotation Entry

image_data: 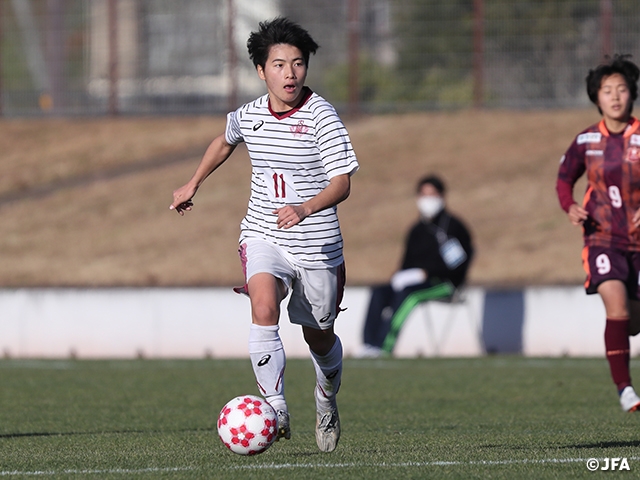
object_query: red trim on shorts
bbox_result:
[233,243,249,296]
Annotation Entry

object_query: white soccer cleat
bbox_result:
[619,386,640,412]
[315,392,340,453]
[275,410,291,441]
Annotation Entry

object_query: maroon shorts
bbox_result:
[583,245,640,299]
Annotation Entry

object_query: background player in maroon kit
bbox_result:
[557,54,640,412]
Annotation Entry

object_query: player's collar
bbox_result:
[598,117,640,137]
[268,87,313,120]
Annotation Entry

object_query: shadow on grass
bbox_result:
[0,427,215,439]
[478,440,640,451]
[559,440,640,449]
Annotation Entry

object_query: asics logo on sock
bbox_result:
[257,354,271,367]
[319,313,331,324]
[253,120,264,131]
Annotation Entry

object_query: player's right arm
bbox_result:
[170,134,236,215]
[556,137,588,226]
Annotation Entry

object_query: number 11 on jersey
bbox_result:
[273,173,286,198]
[260,169,300,203]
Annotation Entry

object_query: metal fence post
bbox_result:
[473,0,484,109]
[348,0,359,117]
[108,0,118,116]
[46,0,65,113]
[600,0,612,58]
[227,0,237,111]
[0,0,3,117]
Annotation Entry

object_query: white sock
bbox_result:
[310,335,343,410]
[248,324,287,412]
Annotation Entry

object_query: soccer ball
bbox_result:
[217,395,278,455]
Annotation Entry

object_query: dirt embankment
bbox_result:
[0,109,598,287]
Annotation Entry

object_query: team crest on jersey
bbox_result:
[630,134,640,147]
[625,146,640,163]
[290,120,309,138]
[577,132,602,145]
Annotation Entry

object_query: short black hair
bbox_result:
[417,174,446,196]
[586,54,640,114]
[247,17,319,69]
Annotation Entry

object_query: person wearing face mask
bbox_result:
[357,174,474,357]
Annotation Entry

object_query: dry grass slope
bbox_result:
[0,109,600,287]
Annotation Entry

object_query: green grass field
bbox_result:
[0,357,638,479]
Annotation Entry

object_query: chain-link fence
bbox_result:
[0,0,638,116]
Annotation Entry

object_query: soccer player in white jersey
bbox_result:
[170,17,359,453]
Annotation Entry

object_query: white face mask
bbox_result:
[417,196,444,220]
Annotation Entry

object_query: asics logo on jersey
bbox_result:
[253,120,264,131]
[319,313,331,324]
[257,354,271,366]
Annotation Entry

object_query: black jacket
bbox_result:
[400,210,474,288]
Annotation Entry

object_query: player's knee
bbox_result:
[304,328,336,356]
[251,302,279,326]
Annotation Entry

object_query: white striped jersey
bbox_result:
[225,88,359,269]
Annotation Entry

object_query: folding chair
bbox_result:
[381,281,454,354]
[419,287,483,356]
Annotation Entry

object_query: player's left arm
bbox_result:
[273,174,350,229]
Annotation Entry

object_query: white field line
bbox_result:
[228,456,640,469]
[2,456,640,476]
[0,467,194,477]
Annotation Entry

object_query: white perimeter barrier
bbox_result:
[1,286,640,358]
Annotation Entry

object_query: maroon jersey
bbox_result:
[557,118,640,251]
